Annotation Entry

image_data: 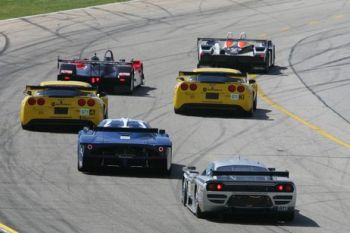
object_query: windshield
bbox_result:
[216,165,270,181]
[189,74,244,83]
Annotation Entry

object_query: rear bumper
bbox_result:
[198,54,265,70]
[175,103,248,113]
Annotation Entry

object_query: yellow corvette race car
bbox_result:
[20,81,108,129]
[173,68,257,116]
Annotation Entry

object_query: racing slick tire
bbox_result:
[104,108,108,119]
[181,180,188,206]
[253,96,257,110]
[264,53,270,73]
[128,76,134,95]
[141,71,145,85]
[21,124,30,130]
[78,156,97,172]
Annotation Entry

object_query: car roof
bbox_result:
[99,118,149,128]
[192,67,242,75]
[40,81,92,88]
[213,158,267,170]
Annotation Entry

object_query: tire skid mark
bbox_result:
[20,18,72,42]
[0,32,10,55]
[288,31,350,125]
[141,0,174,17]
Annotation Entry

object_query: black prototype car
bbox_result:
[57,50,144,94]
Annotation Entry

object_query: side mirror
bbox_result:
[176,77,185,82]
[249,79,256,84]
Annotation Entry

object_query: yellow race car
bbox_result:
[20,81,108,129]
[173,68,257,116]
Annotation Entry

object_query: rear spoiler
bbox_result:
[57,57,133,68]
[25,85,97,92]
[95,127,160,134]
[197,37,269,43]
[178,71,246,77]
[211,170,289,178]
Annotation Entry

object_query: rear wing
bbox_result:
[197,37,269,44]
[57,57,133,68]
[211,170,289,178]
[95,127,160,134]
[24,85,98,94]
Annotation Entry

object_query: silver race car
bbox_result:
[181,158,296,221]
[198,32,275,72]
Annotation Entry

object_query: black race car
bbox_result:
[57,50,144,94]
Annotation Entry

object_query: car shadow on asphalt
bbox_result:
[266,65,288,76]
[106,85,156,97]
[24,125,83,134]
[177,108,272,120]
[206,210,319,227]
[83,162,185,180]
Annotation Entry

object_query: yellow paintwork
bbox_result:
[20,81,108,128]
[0,223,19,233]
[173,68,257,113]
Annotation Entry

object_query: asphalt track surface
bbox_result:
[1,0,350,232]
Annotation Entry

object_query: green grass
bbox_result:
[0,0,126,20]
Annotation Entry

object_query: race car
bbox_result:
[57,50,144,94]
[77,118,172,173]
[197,32,275,72]
[181,158,296,221]
[173,67,257,116]
[20,81,108,130]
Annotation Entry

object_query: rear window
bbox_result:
[216,165,267,172]
[189,74,243,83]
[99,119,150,128]
[35,88,91,97]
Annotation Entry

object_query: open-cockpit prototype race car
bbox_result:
[181,158,296,221]
[57,50,144,94]
[197,32,275,72]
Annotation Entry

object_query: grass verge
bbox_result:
[0,0,126,20]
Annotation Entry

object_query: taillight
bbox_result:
[91,76,100,84]
[275,183,294,192]
[87,99,95,106]
[133,61,141,70]
[189,83,197,91]
[78,99,86,106]
[158,146,164,152]
[259,53,265,59]
[207,183,224,191]
[86,144,93,150]
[119,73,130,83]
[237,86,245,93]
[228,85,236,92]
[28,97,36,105]
[64,76,70,80]
[180,83,188,91]
[37,98,45,106]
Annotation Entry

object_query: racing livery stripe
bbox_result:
[0,223,19,233]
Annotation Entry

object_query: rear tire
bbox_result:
[181,180,188,206]
[264,53,270,73]
[253,96,257,110]
[128,76,134,95]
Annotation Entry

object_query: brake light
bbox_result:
[64,76,70,80]
[28,97,36,105]
[228,85,236,92]
[78,99,86,106]
[158,147,164,152]
[86,144,93,150]
[180,83,188,91]
[37,98,45,106]
[91,76,100,84]
[259,53,265,59]
[87,99,95,107]
[237,86,245,93]
[207,183,224,191]
[189,83,197,91]
[133,61,141,70]
[275,184,294,192]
